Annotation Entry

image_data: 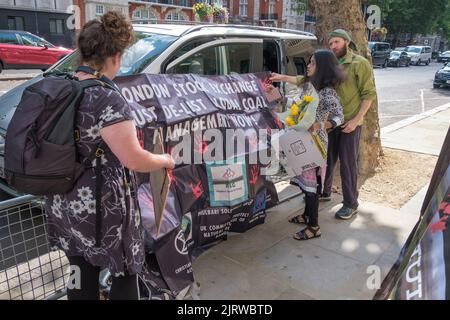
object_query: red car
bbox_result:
[0,30,73,73]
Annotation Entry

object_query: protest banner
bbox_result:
[375,128,450,300]
[115,72,281,298]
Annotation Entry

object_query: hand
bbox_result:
[308,122,321,133]
[265,84,276,93]
[269,73,285,83]
[162,154,175,169]
[341,118,360,133]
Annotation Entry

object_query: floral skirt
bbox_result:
[290,166,326,194]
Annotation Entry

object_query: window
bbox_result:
[167,46,222,75]
[49,19,64,35]
[133,10,141,19]
[239,0,248,16]
[8,16,25,31]
[268,0,275,16]
[0,33,19,45]
[165,38,214,68]
[166,11,188,21]
[20,33,52,47]
[47,31,177,76]
[179,0,189,6]
[96,5,104,16]
[224,44,252,74]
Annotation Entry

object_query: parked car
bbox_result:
[433,62,450,88]
[405,45,432,66]
[388,50,411,67]
[369,41,391,68]
[0,24,317,195]
[0,30,73,73]
[437,51,450,63]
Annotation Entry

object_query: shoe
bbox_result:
[319,194,332,202]
[335,206,358,220]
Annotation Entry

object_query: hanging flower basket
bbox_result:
[212,6,229,24]
[193,3,228,23]
[193,3,214,23]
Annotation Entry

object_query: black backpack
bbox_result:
[4,74,109,195]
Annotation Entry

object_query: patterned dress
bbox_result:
[44,86,145,277]
[290,86,344,194]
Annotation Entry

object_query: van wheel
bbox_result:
[426,59,430,65]
[433,83,440,89]
[416,59,421,66]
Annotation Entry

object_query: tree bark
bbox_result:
[310,0,382,177]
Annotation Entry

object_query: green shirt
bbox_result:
[296,49,377,125]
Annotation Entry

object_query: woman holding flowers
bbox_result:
[270,50,346,240]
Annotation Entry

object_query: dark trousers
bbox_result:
[322,126,362,210]
[303,167,321,227]
[66,255,140,300]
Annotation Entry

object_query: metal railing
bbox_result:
[0,196,68,300]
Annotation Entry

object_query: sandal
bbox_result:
[288,214,308,225]
[293,226,321,240]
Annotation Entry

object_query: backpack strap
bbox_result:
[73,75,132,248]
[94,143,105,247]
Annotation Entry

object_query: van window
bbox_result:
[223,43,252,74]
[46,31,177,76]
[0,33,19,45]
[167,46,222,75]
[164,38,216,69]
[406,47,421,53]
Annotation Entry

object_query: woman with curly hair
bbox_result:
[44,11,175,300]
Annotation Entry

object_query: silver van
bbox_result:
[405,45,432,66]
[0,23,317,195]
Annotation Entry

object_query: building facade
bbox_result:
[0,0,74,47]
[128,0,194,24]
[282,0,305,30]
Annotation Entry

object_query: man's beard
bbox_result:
[334,46,348,58]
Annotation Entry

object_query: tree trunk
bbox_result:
[310,0,382,177]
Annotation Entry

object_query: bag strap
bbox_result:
[94,144,105,247]
[73,69,136,247]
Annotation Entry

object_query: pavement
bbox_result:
[191,104,450,300]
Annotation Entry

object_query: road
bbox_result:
[374,62,450,127]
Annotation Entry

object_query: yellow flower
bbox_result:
[285,116,296,127]
[303,96,313,103]
[290,104,299,117]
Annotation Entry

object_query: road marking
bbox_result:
[381,102,450,135]
[379,97,446,103]
[380,114,418,119]
[420,89,425,113]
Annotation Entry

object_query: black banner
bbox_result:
[115,72,281,299]
[375,128,450,300]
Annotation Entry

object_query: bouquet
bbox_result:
[278,86,327,159]
[284,95,314,127]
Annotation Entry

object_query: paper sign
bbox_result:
[274,129,326,176]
